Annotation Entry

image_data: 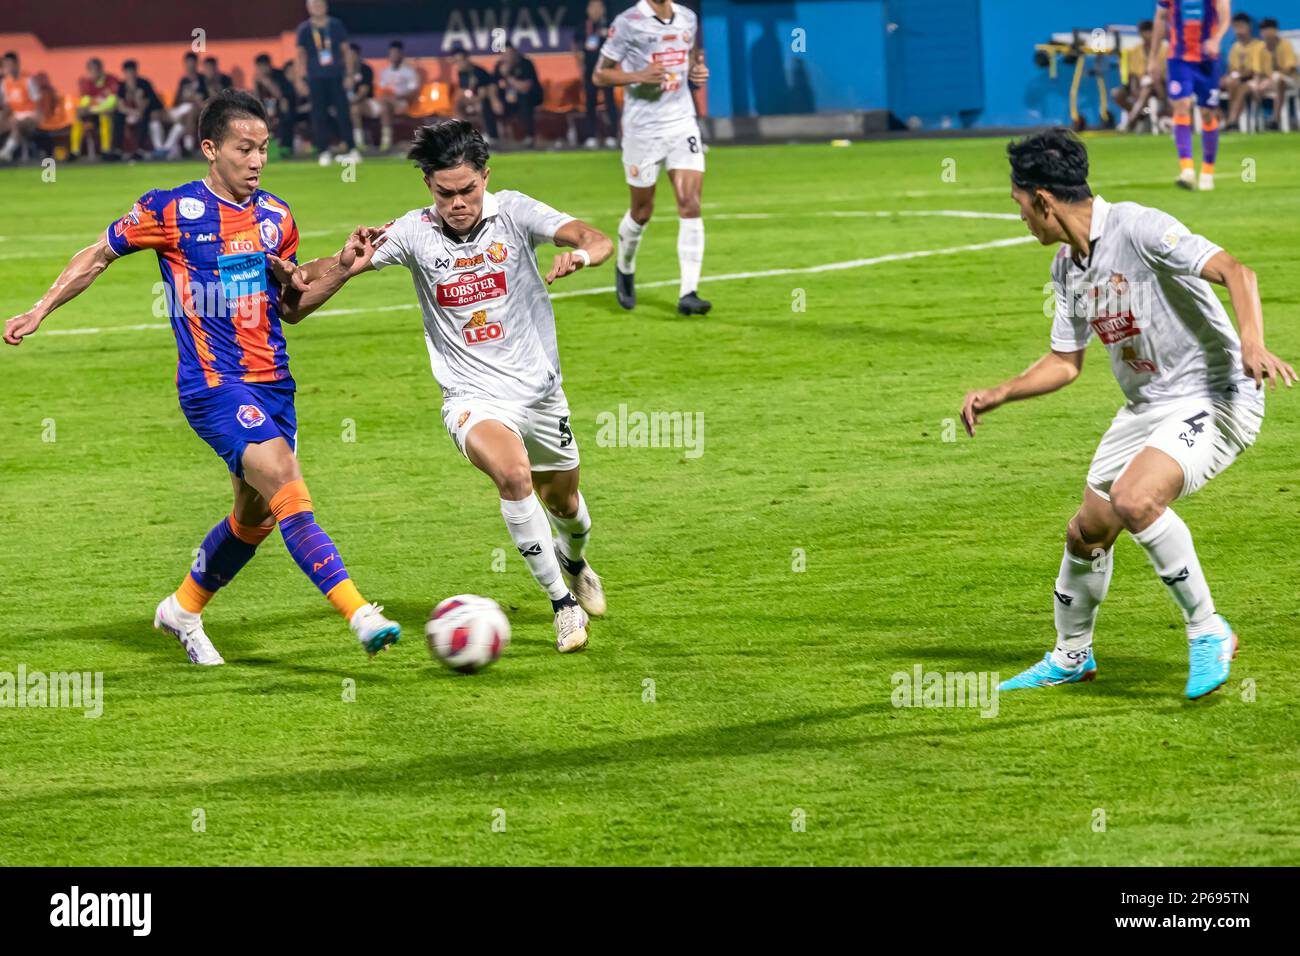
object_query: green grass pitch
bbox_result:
[1,133,1297,865]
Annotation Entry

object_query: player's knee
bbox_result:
[496,463,534,500]
[1066,515,1110,558]
[544,490,579,519]
[632,205,653,225]
[1109,487,1163,532]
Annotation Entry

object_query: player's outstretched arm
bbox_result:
[545,219,613,285]
[277,226,379,324]
[3,236,117,346]
[1201,250,1297,391]
[960,348,1085,437]
[591,56,666,88]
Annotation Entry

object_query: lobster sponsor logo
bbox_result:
[437,270,507,308]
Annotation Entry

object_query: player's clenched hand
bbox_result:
[337,225,376,271]
[1241,341,1297,391]
[544,251,585,284]
[267,254,309,292]
[960,387,1004,437]
[3,310,42,347]
[688,52,709,85]
[638,63,668,86]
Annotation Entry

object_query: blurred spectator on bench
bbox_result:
[254,53,299,158]
[201,57,233,103]
[494,42,542,147]
[72,57,119,160]
[1250,17,1299,127]
[576,0,619,148]
[297,0,359,165]
[160,52,207,158]
[1113,20,1167,131]
[453,46,500,143]
[344,41,376,149]
[1224,13,1264,129]
[374,40,420,151]
[1,51,41,163]
[114,59,163,160]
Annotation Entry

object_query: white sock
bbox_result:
[183,133,195,152]
[149,119,164,150]
[500,495,569,601]
[0,135,16,160]
[677,217,704,297]
[163,123,185,151]
[548,492,591,567]
[1131,508,1218,638]
[1050,547,1113,669]
[617,210,645,273]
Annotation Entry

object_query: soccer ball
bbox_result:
[426,594,511,674]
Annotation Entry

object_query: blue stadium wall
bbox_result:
[703,0,1300,128]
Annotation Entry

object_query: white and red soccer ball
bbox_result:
[426,594,511,673]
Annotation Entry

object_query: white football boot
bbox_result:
[554,602,589,653]
[1198,170,1215,191]
[556,544,606,617]
[154,594,225,665]
[350,603,401,656]
[1177,166,1197,190]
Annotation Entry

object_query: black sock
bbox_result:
[551,593,578,613]
[559,553,587,576]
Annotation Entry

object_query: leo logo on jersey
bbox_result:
[461,308,504,345]
[437,271,508,308]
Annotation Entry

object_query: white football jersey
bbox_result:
[1049,196,1255,408]
[600,0,700,137]
[370,189,574,404]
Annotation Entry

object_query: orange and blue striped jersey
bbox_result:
[1158,0,1221,63]
[105,180,300,396]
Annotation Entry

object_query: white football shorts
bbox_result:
[1087,393,1264,500]
[441,387,579,472]
[622,119,706,187]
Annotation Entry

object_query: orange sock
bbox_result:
[175,575,213,614]
[327,580,368,621]
[228,513,274,545]
[1201,162,1215,176]
[268,479,313,522]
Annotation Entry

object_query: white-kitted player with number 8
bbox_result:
[594,0,711,316]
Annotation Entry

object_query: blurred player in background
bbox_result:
[594,0,712,316]
[280,120,613,654]
[1222,12,1262,128]
[1249,17,1299,126]
[452,46,500,143]
[343,42,375,149]
[374,40,421,152]
[160,52,208,159]
[253,53,299,158]
[3,90,401,665]
[961,129,1294,699]
[0,52,40,163]
[115,59,164,161]
[1150,0,1230,190]
[1113,20,1167,131]
[576,0,620,148]
[493,43,542,147]
[72,57,118,160]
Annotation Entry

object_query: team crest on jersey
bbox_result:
[236,404,267,429]
[178,197,205,220]
[259,219,281,250]
[456,410,472,428]
[436,270,508,308]
[461,309,503,345]
[486,242,508,264]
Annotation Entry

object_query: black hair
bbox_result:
[122,59,138,71]
[450,45,469,57]
[1138,19,1153,31]
[408,118,489,176]
[390,40,404,50]
[198,89,269,146]
[203,56,218,67]
[88,57,103,69]
[1260,17,1278,29]
[255,53,272,66]
[1233,12,1252,25]
[2,51,17,62]
[183,52,198,62]
[349,41,362,53]
[1007,127,1092,203]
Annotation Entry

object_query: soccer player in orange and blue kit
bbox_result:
[3,90,400,665]
[1150,0,1231,191]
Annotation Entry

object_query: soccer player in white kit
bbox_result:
[302,120,613,652]
[593,0,712,316]
[961,129,1294,699]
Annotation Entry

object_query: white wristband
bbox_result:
[573,248,591,268]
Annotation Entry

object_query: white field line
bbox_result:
[40,233,1034,337]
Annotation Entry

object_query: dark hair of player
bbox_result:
[88,57,103,70]
[1260,17,1278,29]
[198,89,269,146]
[349,42,362,53]
[203,56,219,67]
[3,51,17,63]
[255,53,272,66]
[1007,128,1092,203]
[1138,19,1153,32]
[408,118,489,176]
[450,45,469,58]
[390,40,404,51]
[122,59,138,72]
[183,52,198,63]
[1232,12,1252,25]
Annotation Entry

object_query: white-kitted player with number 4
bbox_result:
[301,120,613,653]
[594,0,711,316]
[962,129,1295,700]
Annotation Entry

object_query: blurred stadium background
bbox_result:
[3,0,1298,166]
